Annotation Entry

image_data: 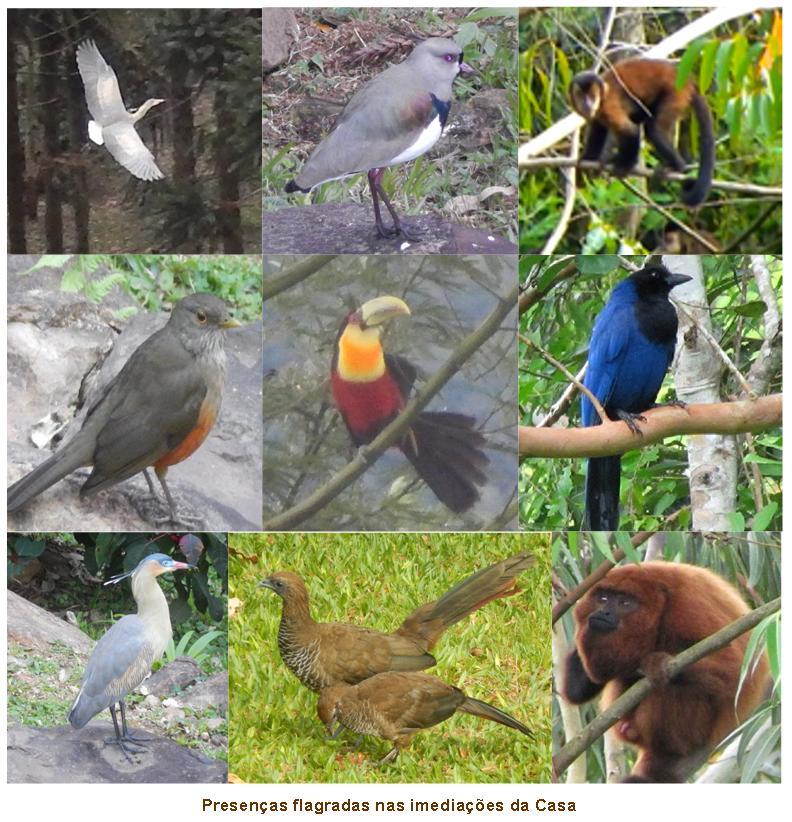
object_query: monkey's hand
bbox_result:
[638,651,675,687]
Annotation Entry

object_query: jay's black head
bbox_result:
[631,265,692,298]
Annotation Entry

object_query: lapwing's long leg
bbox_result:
[368,168,398,238]
[369,168,421,241]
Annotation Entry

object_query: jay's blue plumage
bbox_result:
[581,265,691,530]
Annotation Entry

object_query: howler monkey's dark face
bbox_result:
[586,587,640,634]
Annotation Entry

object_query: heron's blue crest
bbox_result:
[104,552,195,586]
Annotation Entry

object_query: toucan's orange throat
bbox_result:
[337,323,385,382]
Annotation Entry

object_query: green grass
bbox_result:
[7,642,75,727]
[228,532,552,783]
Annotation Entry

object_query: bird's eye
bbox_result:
[197,310,207,323]
[444,53,457,63]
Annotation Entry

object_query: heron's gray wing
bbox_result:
[102,122,164,181]
[69,615,156,727]
[76,40,127,125]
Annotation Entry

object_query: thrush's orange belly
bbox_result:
[155,398,219,469]
[331,371,403,441]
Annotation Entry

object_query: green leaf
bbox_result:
[751,502,778,531]
[677,40,704,86]
[19,255,72,274]
[60,267,87,293]
[699,39,719,92]
[729,300,767,318]
[575,255,620,275]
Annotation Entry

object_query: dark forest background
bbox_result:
[7,8,262,254]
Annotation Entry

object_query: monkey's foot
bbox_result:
[615,410,647,436]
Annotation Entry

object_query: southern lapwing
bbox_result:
[285,37,474,240]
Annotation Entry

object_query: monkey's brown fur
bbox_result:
[562,561,770,782]
[570,58,714,205]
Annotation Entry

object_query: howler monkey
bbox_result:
[570,58,714,206]
[561,561,770,783]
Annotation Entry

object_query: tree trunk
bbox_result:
[67,34,90,251]
[168,47,196,181]
[36,12,64,251]
[7,12,27,252]
[665,255,736,530]
[213,84,243,253]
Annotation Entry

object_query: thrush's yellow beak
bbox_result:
[359,295,411,328]
[220,317,242,329]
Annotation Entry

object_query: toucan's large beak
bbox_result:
[359,295,411,328]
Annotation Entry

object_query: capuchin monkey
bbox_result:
[570,58,714,206]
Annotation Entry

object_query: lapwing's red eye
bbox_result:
[444,53,456,62]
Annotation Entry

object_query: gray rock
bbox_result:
[183,671,229,713]
[7,724,226,783]
[7,590,94,654]
[262,9,298,72]
[143,657,202,697]
[263,203,516,254]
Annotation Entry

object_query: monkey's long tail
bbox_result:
[584,455,621,530]
[683,92,715,206]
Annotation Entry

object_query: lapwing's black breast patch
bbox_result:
[430,94,452,128]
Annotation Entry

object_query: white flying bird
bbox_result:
[76,40,165,181]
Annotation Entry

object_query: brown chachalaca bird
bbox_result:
[259,553,534,692]
[317,671,533,764]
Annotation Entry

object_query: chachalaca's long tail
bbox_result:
[584,454,621,531]
[459,696,533,737]
[395,552,534,651]
[404,411,489,513]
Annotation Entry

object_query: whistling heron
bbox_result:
[76,40,165,181]
[68,553,195,759]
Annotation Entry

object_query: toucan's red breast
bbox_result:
[331,370,405,442]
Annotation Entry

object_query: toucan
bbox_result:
[330,295,489,513]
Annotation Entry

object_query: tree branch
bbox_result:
[520,333,605,424]
[519,394,781,459]
[262,255,337,301]
[517,158,782,199]
[618,179,720,252]
[262,283,519,530]
[551,532,654,625]
[554,597,781,778]
[518,259,577,315]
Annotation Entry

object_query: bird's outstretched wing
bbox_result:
[76,40,127,125]
[102,122,165,181]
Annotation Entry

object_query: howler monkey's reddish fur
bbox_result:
[561,561,770,782]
